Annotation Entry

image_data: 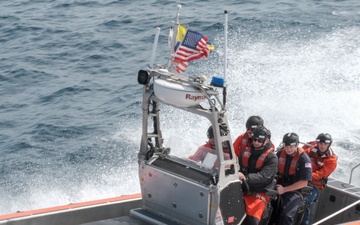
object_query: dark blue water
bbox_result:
[1,0,360,215]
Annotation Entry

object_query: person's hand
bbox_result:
[276,184,285,195]
[238,172,246,181]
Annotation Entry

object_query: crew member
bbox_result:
[273,132,312,225]
[238,125,277,225]
[233,115,264,157]
[188,125,229,168]
[300,133,337,225]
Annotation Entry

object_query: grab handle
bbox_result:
[349,163,360,185]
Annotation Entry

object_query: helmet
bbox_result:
[283,132,299,146]
[207,125,227,139]
[316,133,332,144]
[207,126,214,139]
[245,116,264,130]
[252,125,271,139]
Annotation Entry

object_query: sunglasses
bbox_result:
[253,137,265,143]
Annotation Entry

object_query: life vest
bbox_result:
[240,146,274,174]
[233,133,251,157]
[308,146,335,159]
[240,145,274,221]
[277,147,304,183]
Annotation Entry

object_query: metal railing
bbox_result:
[313,199,360,225]
[349,163,360,185]
[313,163,360,225]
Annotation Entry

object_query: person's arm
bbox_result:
[312,156,337,180]
[188,145,212,162]
[276,180,308,195]
[246,153,278,188]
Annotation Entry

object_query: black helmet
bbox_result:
[316,133,332,145]
[283,132,299,146]
[252,125,271,139]
[207,126,214,139]
[207,125,227,139]
[245,116,264,130]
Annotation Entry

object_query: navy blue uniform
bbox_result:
[274,148,312,225]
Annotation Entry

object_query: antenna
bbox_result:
[223,10,228,107]
[149,27,161,68]
[166,4,182,70]
[224,10,228,82]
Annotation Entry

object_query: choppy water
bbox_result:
[1,0,360,215]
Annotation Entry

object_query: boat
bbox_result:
[1,5,359,225]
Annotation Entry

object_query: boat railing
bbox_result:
[312,199,360,225]
[349,163,360,185]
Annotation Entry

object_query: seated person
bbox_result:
[188,125,230,169]
[300,133,337,225]
[238,125,277,225]
[233,115,264,157]
[272,132,312,225]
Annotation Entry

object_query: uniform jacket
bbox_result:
[240,142,278,193]
[303,142,338,189]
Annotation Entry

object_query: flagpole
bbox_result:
[223,10,228,107]
[224,10,228,83]
[149,27,161,69]
[166,4,182,70]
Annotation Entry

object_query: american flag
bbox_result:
[173,28,210,73]
[174,61,189,73]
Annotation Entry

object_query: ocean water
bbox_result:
[1,0,360,215]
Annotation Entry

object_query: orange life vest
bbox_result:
[233,133,251,157]
[277,147,304,180]
[240,146,274,221]
[308,146,335,159]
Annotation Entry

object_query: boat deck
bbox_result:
[81,216,149,225]
[82,208,178,225]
